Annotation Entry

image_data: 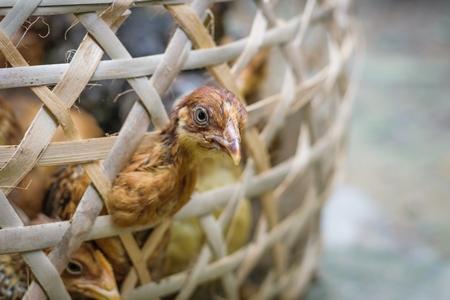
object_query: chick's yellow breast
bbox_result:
[164,157,251,275]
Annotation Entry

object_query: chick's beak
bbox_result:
[77,284,121,300]
[213,120,242,165]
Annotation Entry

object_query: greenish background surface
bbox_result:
[305,0,450,299]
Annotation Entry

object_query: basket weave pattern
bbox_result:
[0,0,359,299]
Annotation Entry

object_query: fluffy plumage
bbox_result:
[107,86,247,227]
[44,86,247,228]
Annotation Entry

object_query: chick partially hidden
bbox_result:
[0,214,120,300]
[0,246,119,300]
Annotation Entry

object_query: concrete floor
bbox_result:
[305,0,450,299]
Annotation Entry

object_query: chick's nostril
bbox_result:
[224,120,239,141]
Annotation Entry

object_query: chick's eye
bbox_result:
[66,261,82,275]
[194,107,209,125]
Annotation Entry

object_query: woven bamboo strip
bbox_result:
[0,0,231,15]
[0,6,334,89]
[119,233,153,284]
[280,238,321,300]
[273,124,310,199]
[237,67,297,282]
[254,0,305,80]
[0,6,129,195]
[248,237,321,300]
[201,214,239,300]
[120,220,171,298]
[0,0,41,36]
[0,4,57,195]
[231,11,267,77]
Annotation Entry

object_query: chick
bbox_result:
[0,214,120,300]
[107,86,247,228]
[44,86,247,228]
[0,246,120,300]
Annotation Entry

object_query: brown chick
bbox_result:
[0,245,120,300]
[0,214,120,300]
[60,242,120,300]
[107,86,247,227]
[44,86,247,228]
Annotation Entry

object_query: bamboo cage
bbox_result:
[0,0,361,299]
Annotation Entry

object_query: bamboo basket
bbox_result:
[0,0,361,299]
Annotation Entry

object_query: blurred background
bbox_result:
[306,0,450,299]
[2,0,449,298]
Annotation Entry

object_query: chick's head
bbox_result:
[61,242,120,300]
[169,86,248,165]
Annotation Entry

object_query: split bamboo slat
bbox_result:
[0,0,361,299]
